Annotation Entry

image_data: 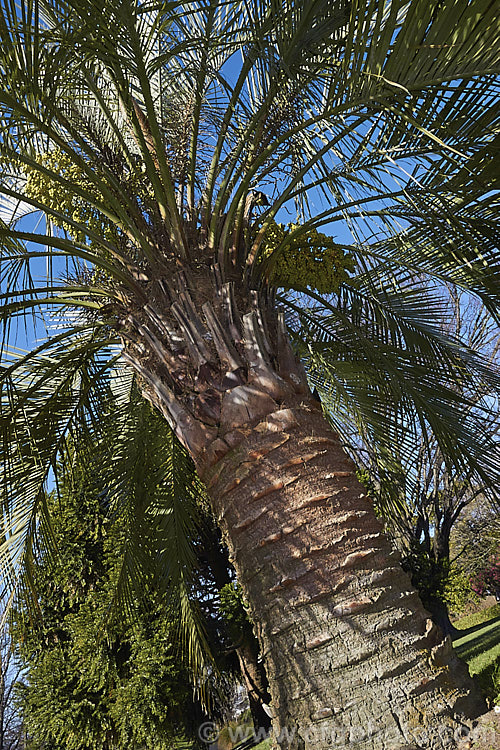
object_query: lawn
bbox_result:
[453,604,500,704]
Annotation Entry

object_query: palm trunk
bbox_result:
[119,267,485,749]
[196,398,483,749]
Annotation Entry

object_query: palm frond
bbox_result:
[0,330,216,693]
[96,379,215,695]
[281,278,500,515]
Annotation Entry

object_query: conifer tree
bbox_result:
[12,451,205,750]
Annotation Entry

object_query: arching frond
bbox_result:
[281,276,500,515]
[0,328,215,693]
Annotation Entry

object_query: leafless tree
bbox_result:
[0,626,25,750]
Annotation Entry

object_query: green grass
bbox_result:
[253,741,272,750]
[452,604,500,704]
[453,603,500,630]
[218,710,254,747]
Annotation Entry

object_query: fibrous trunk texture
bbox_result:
[118,265,484,749]
[200,403,483,749]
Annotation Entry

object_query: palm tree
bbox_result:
[1,1,499,746]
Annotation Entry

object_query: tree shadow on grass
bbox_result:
[453,619,500,662]
[453,614,500,642]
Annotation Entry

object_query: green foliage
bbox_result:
[11,451,203,750]
[260,220,354,293]
[443,567,480,614]
[402,549,478,613]
[218,583,253,644]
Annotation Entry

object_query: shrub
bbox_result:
[471,555,500,597]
